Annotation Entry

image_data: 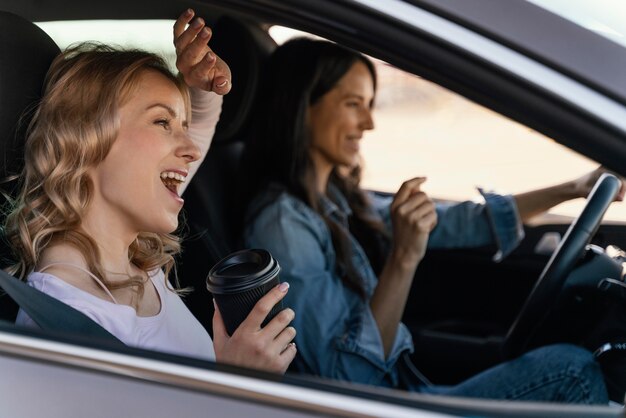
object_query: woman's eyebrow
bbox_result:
[342,93,365,100]
[145,103,188,128]
[146,103,178,117]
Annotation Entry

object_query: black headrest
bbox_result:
[0,11,60,178]
[210,16,273,144]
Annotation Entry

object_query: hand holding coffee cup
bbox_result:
[207,249,284,335]
[208,249,297,373]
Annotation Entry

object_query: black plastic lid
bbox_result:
[206,249,280,294]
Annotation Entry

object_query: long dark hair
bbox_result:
[244,38,390,298]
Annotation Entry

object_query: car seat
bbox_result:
[0,11,60,321]
[178,16,275,332]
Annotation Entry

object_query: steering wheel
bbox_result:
[502,173,621,359]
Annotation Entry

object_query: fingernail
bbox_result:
[192,18,203,28]
[291,342,297,349]
[278,282,290,292]
[216,79,228,88]
[185,8,193,16]
[200,27,210,38]
[206,51,215,61]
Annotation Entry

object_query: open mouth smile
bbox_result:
[160,171,186,199]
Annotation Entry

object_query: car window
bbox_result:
[270,25,626,223]
[36,20,176,68]
[38,20,626,223]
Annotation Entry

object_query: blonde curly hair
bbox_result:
[4,43,191,296]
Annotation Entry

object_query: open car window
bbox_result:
[270,25,626,223]
[39,19,626,224]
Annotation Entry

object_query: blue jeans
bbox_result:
[419,344,608,404]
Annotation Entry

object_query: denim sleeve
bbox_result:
[245,197,411,385]
[369,190,524,261]
[476,188,525,261]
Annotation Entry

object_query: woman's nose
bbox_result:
[178,134,202,163]
[361,108,375,131]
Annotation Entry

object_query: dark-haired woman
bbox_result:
[242,38,616,402]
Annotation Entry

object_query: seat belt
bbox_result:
[0,269,124,345]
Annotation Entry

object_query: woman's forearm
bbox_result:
[513,181,578,223]
[182,88,223,193]
[512,167,625,222]
[370,249,419,357]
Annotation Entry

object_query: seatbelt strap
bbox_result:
[397,352,433,389]
[0,269,124,345]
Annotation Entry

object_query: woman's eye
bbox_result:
[346,101,360,108]
[155,119,170,129]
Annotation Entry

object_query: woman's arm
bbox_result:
[370,177,437,356]
[172,9,230,191]
[514,166,625,222]
[184,89,222,190]
[372,188,523,256]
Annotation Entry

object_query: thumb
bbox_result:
[212,76,232,95]
[212,299,229,345]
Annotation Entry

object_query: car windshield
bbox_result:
[527,0,626,49]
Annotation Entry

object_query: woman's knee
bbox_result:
[526,344,595,367]
[526,344,607,403]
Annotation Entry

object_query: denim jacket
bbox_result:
[243,183,523,387]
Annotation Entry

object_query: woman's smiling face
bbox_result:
[87,69,201,236]
[307,60,375,175]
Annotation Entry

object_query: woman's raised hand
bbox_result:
[173,9,232,95]
[212,283,297,374]
[389,177,438,267]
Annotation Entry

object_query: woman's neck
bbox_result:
[79,207,138,274]
[309,152,333,194]
[45,211,139,281]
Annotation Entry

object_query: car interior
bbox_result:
[0,11,61,323]
[1,1,626,408]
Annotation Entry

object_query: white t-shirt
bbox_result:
[15,269,216,361]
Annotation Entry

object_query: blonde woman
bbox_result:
[7,11,296,373]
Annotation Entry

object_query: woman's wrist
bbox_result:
[387,246,422,273]
[565,179,586,200]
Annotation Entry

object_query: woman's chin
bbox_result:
[342,155,360,169]
[148,217,179,235]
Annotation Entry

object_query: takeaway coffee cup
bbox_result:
[207,249,282,336]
